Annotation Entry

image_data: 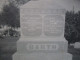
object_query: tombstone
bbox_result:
[13,0,72,60]
[74,42,80,49]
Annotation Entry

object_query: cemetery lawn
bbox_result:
[0,37,80,60]
[68,45,80,60]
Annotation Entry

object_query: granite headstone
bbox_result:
[13,0,72,60]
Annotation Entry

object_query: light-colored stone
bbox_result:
[13,53,72,60]
[13,0,72,60]
[20,13,65,37]
[20,0,65,37]
[74,42,80,49]
[17,37,68,53]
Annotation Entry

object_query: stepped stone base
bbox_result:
[17,37,68,53]
[13,53,72,60]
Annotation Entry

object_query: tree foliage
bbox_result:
[0,2,20,29]
[65,11,80,44]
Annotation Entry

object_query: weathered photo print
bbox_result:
[0,0,80,60]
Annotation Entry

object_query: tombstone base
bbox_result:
[13,52,72,60]
[16,37,68,53]
[12,37,72,60]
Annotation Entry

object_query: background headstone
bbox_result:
[74,42,80,49]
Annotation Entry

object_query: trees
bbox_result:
[0,0,30,36]
[65,11,80,44]
[0,1,20,36]
[1,2,20,29]
[0,0,30,28]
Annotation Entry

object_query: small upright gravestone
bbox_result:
[13,0,72,60]
[74,42,80,49]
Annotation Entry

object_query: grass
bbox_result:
[68,45,80,60]
[0,37,80,60]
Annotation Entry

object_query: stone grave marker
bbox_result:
[13,0,72,60]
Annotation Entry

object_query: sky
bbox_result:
[0,0,80,12]
[55,0,80,12]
